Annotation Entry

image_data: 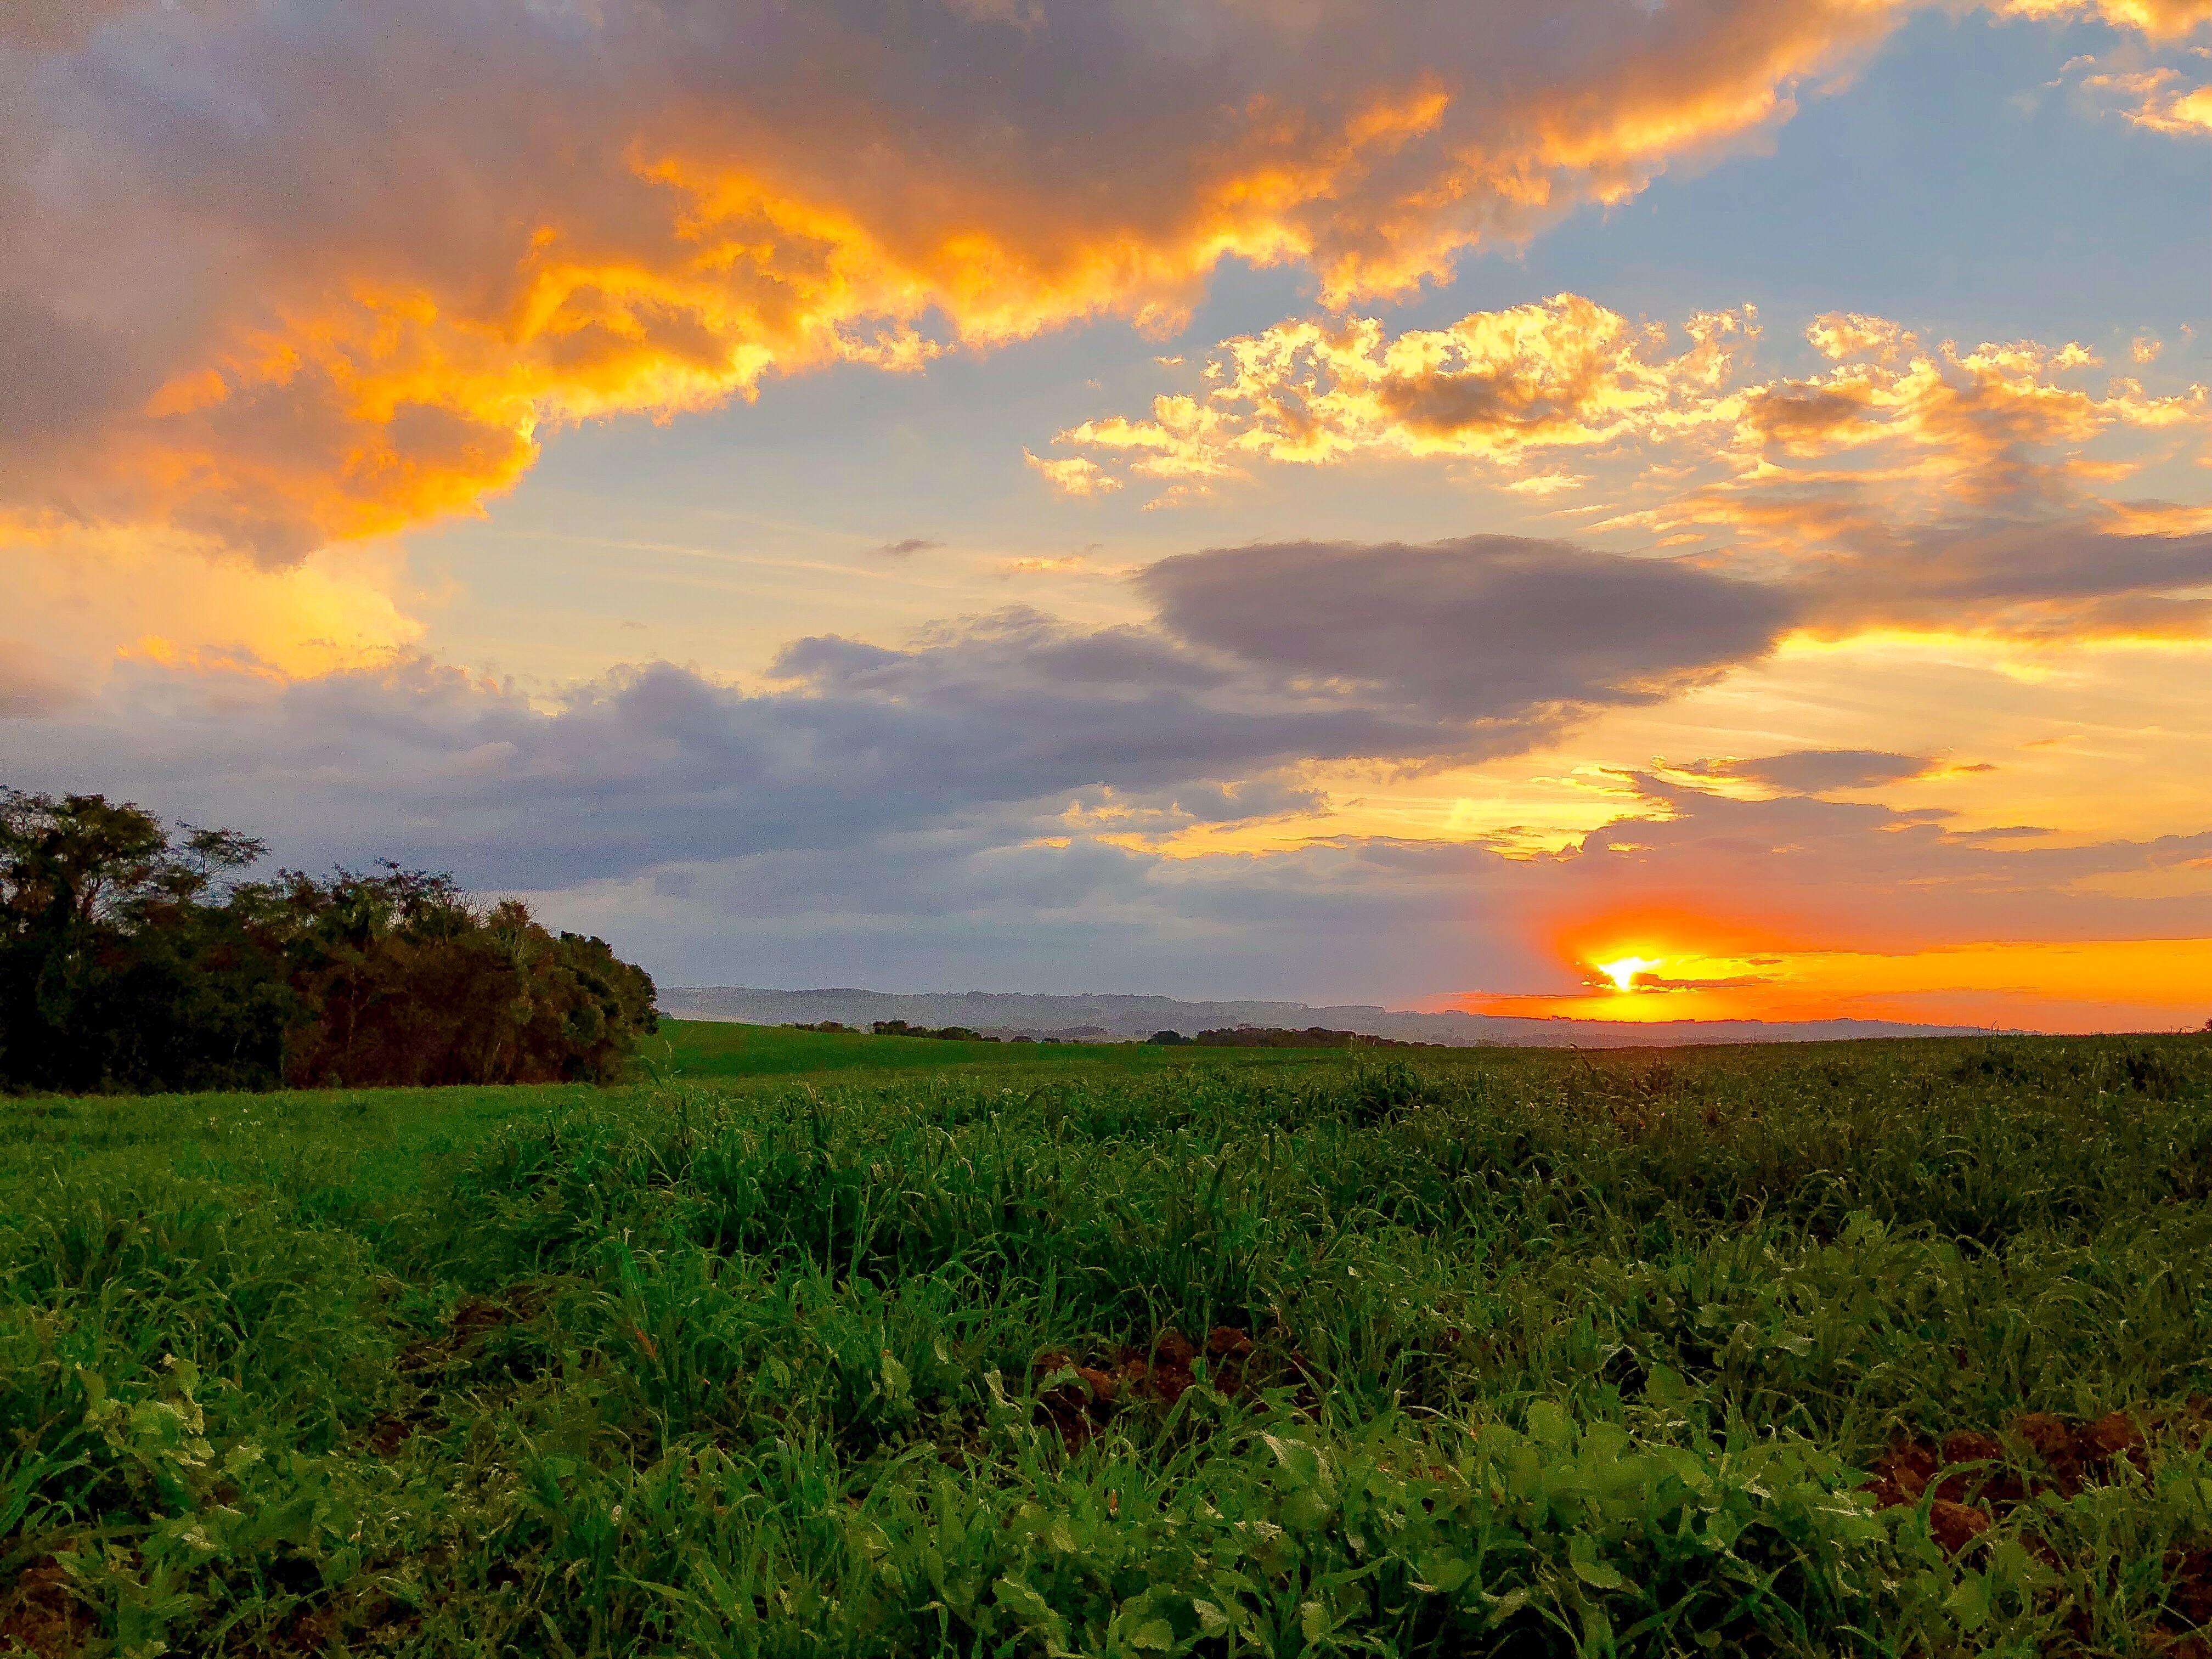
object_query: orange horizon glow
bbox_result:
[1440,933,2212,1032]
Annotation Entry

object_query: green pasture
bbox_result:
[4,1028,2212,1656]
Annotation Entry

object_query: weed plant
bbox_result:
[3,1033,2211,1656]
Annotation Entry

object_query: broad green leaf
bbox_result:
[1526,1400,1571,1447]
[1569,1535,1629,1592]
[1942,1575,1990,1630]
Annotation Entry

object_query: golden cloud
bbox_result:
[1050,296,1758,496]
[1025,451,1122,498]
[1620,318,2209,546]
[2084,65,2212,133]
[1050,301,2210,527]
[1999,0,2212,37]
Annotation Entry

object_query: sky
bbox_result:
[4,0,2211,1031]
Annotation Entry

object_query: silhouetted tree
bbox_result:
[1,788,657,1093]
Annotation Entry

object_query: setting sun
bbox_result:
[1596,955,1666,992]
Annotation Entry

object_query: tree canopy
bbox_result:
[0,788,657,1093]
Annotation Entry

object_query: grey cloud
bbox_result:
[876,538,943,557]
[768,635,910,686]
[532,829,1563,1000]
[771,610,1233,695]
[0,296,136,450]
[0,644,1424,889]
[1683,749,1936,794]
[19,527,2194,1000]
[1143,535,1797,719]
[0,0,160,49]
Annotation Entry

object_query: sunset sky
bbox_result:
[5,0,2212,1030]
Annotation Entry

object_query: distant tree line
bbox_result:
[1147,1025,1440,1049]
[0,789,658,1094]
[871,1020,998,1042]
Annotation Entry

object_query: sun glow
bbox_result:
[1596,955,1665,992]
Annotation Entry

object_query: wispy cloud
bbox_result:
[1672,749,1939,794]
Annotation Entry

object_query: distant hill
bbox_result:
[660,988,1995,1048]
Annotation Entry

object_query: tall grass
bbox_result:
[4,1035,2210,1655]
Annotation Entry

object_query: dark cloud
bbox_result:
[1681,749,1936,794]
[0,654,1400,889]
[0,295,136,450]
[1142,535,1797,718]
[875,537,942,557]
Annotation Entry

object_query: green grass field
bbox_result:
[5,1025,2211,1656]
[644,1020,1458,1081]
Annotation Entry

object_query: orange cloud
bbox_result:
[0,0,2085,574]
[4,0,2203,630]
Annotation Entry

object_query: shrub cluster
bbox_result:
[0,788,657,1093]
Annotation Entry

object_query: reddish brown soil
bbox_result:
[272,1606,336,1655]
[448,1297,515,1343]
[396,1291,545,1375]
[1926,1499,1991,1554]
[1032,1326,1298,1448]
[1863,1410,2212,1650]
[0,1559,97,1658]
[1863,1409,2152,1527]
[363,1414,415,1456]
[2169,1549,2212,1630]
